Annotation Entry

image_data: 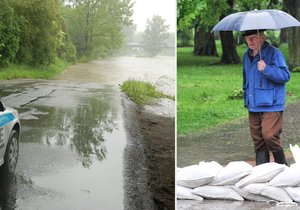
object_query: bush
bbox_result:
[228,88,244,100]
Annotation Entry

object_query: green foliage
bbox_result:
[143,15,170,57]
[177,0,228,31]
[291,66,300,72]
[0,0,20,67]
[228,88,244,100]
[177,29,193,47]
[236,0,282,11]
[62,0,134,60]
[56,20,77,63]
[121,79,174,105]
[12,0,63,66]
[264,31,280,47]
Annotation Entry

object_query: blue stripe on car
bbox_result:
[0,113,15,127]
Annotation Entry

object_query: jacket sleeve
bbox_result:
[262,49,290,84]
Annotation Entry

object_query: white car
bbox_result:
[0,101,20,176]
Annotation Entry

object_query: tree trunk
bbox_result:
[280,1,288,44]
[218,0,240,64]
[220,31,240,64]
[285,0,300,69]
[280,29,288,44]
[193,25,217,56]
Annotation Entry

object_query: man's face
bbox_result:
[245,34,264,52]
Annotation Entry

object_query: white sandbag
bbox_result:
[192,186,244,201]
[177,162,223,188]
[285,187,300,203]
[198,161,223,176]
[244,183,292,202]
[211,161,253,186]
[235,162,286,188]
[269,163,300,187]
[234,186,269,202]
[177,185,203,201]
[290,144,300,163]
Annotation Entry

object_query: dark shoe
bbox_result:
[272,149,288,166]
[255,150,270,165]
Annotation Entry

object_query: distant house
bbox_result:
[126,43,175,56]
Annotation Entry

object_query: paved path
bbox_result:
[177,100,300,167]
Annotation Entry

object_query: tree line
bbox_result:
[177,0,300,69]
[0,0,133,68]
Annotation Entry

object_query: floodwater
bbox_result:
[0,55,175,210]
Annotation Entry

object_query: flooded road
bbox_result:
[0,56,175,210]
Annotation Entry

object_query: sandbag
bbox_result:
[192,186,244,201]
[198,161,223,175]
[235,162,286,188]
[211,161,253,186]
[177,185,203,201]
[285,187,300,203]
[177,162,223,188]
[234,186,269,202]
[290,144,300,163]
[243,183,292,202]
[269,163,300,187]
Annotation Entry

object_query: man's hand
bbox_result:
[257,60,266,72]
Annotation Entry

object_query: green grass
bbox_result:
[121,79,174,105]
[0,59,69,80]
[177,41,300,135]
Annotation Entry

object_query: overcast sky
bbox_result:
[132,0,176,32]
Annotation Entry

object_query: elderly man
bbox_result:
[242,29,290,165]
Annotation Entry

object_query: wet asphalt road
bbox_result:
[0,80,126,210]
[0,56,175,210]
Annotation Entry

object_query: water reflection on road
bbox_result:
[0,80,125,209]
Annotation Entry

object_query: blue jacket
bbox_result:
[243,41,290,112]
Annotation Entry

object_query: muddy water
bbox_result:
[0,56,175,210]
[56,56,175,96]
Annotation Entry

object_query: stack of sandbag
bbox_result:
[177,161,253,201]
[177,161,300,203]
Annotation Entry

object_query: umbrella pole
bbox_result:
[257,29,261,60]
[257,29,263,87]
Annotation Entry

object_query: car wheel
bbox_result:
[2,130,19,176]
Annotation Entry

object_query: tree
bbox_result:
[177,0,228,56]
[62,0,133,59]
[285,0,300,70]
[0,0,20,67]
[142,15,170,57]
[219,0,240,64]
[194,23,217,56]
[12,0,64,66]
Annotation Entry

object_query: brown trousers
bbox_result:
[248,112,283,152]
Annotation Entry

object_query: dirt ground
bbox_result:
[122,96,175,210]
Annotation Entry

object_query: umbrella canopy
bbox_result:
[212,9,300,32]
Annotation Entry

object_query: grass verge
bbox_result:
[121,79,174,105]
[0,59,69,80]
[177,42,300,135]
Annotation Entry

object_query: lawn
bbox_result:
[177,41,300,135]
[0,59,69,80]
